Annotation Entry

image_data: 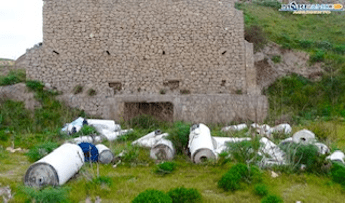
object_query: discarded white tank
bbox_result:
[213,137,251,155]
[61,117,86,134]
[292,129,316,144]
[24,143,84,187]
[327,150,345,164]
[269,123,292,134]
[102,129,133,141]
[150,138,175,160]
[96,144,114,164]
[221,124,247,132]
[260,137,286,165]
[188,124,216,163]
[72,135,102,144]
[87,119,121,132]
[132,130,167,148]
[314,142,330,155]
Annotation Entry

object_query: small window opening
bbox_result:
[106,51,110,55]
[163,80,179,90]
[53,50,59,55]
[162,51,165,55]
[222,51,227,55]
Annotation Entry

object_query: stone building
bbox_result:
[24,0,267,123]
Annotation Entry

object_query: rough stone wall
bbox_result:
[26,0,248,95]
[59,94,268,124]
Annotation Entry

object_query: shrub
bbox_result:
[245,25,267,52]
[299,39,313,49]
[160,89,166,95]
[333,44,345,54]
[226,136,261,163]
[92,176,113,186]
[315,41,332,50]
[26,142,59,162]
[132,189,172,203]
[261,194,284,203]
[271,55,281,64]
[0,130,10,141]
[87,88,96,96]
[331,162,345,187]
[73,85,83,94]
[155,162,176,175]
[235,89,243,94]
[167,187,202,203]
[218,163,262,191]
[73,125,98,137]
[310,50,325,63]
[121,144,140,163]
[167,121,190,155]
[26,80,45,92]
[0,70,26,86]
[20,186,69,203]
[254,183,269,197]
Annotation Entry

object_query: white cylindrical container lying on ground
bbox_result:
[87,119,121,132]
[103,129,133,141]
[292,129,316,144]
[96,144,114,164]
[188,123,216,163]
[72,135,103,144]
[24,143,84,188]
[327,150,345,164]
[150,138,175,160]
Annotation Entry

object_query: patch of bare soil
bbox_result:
[255,42,323,89]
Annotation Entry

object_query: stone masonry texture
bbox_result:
[25,0,267,123]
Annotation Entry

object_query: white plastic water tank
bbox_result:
[87,119,121,132]
[188,123,216,163]
[24,143,84,187]
[96,144,114,164]
[292,129,316,144]
[150,138,175,160]
[327,150,345,164]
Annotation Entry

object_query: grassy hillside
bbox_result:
[237,2,345,122]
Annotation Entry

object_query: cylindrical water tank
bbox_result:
[327,150,345,164]
[96,144,114,164]
[87,119,121,132]
[292,129,316,144]
[188,124,216,163]
[72,136,102,144]
[150,138,175,160]
[24,143,84,188]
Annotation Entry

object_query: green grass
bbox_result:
[0,69,26,86]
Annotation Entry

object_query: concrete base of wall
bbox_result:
[60,93,268,124]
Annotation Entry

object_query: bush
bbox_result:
[0,70,26,86]
[132,189,172,203]
[73,125,98,137]
[310,50,325,63]
[333,44,345,54]
[254,183,269,197]
[167,187,202,203]
[91,176,113,186]
[167,121,190,155]
[121,144,140,163]
[331,162,345,187]
[155,162,176,175]
[180,89,190,94]
[218,163,262,191]
[26,80,45,92]
[26,142,59,162]
[261,194,284,203]
[245,25,267,52]
[20,186,69,203]
[315,41,332,50]
[299,39,313,49]
[226,136,261,163]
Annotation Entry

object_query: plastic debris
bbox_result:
[72,135,103,144]
[102,129,133,141]
[314,142,330,155]
[269,123,292,135]
[221,123,247,132]
[96,144,114,164]
[188,124,217,163]
[78,142,99,162]
[292,129,316,144]
[61,117,87,135]
[327,150,345,164]
[213,137,251,155]
[24,143,84,187]
[150,138,175,160]
[279,137,293,147]
[87,119,121,132]
[259,137,286,166]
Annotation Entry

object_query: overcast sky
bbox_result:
[0,0,43,60]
